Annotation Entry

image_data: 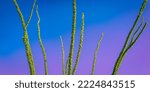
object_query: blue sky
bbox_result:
[0,0,147,56]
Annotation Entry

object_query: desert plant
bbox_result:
[72,13,85,75]
[65,0,104,75]
[60,36,65,75]
[67,0,77,75]
[13,0,36,75]
[112,0,148,75]
[36,6,49,75]
[65,60,69,75]
[91,33,104,75]
[12,0,148,75]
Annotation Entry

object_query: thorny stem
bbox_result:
[68,0,77,75]
[91,33,104,75]
[13,0,36,75]
[72,13,84,75]
[36,6,49,75]
[112,0,148,75]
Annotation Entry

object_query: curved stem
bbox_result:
[36,6,48,75]
[60,36,65,75]
[91,33,104,75]
[112,0,148,75]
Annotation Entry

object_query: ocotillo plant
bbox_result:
[112,0,148,75]
[91,33,104,75]
[67,0,77,75]
[13,0,36,75]
[60,36,65,75]
[36,6,49,75]
[72,13,85,75]
[64,0,104,75]
[12,0,148,75]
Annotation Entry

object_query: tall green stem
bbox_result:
[68,0,77,75]
[13,0,36,75]
[36,6,48,75]
[72,13,84,75]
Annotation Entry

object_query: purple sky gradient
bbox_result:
[0,12,149,75]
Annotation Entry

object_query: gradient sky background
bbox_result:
[0,0,150,75]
